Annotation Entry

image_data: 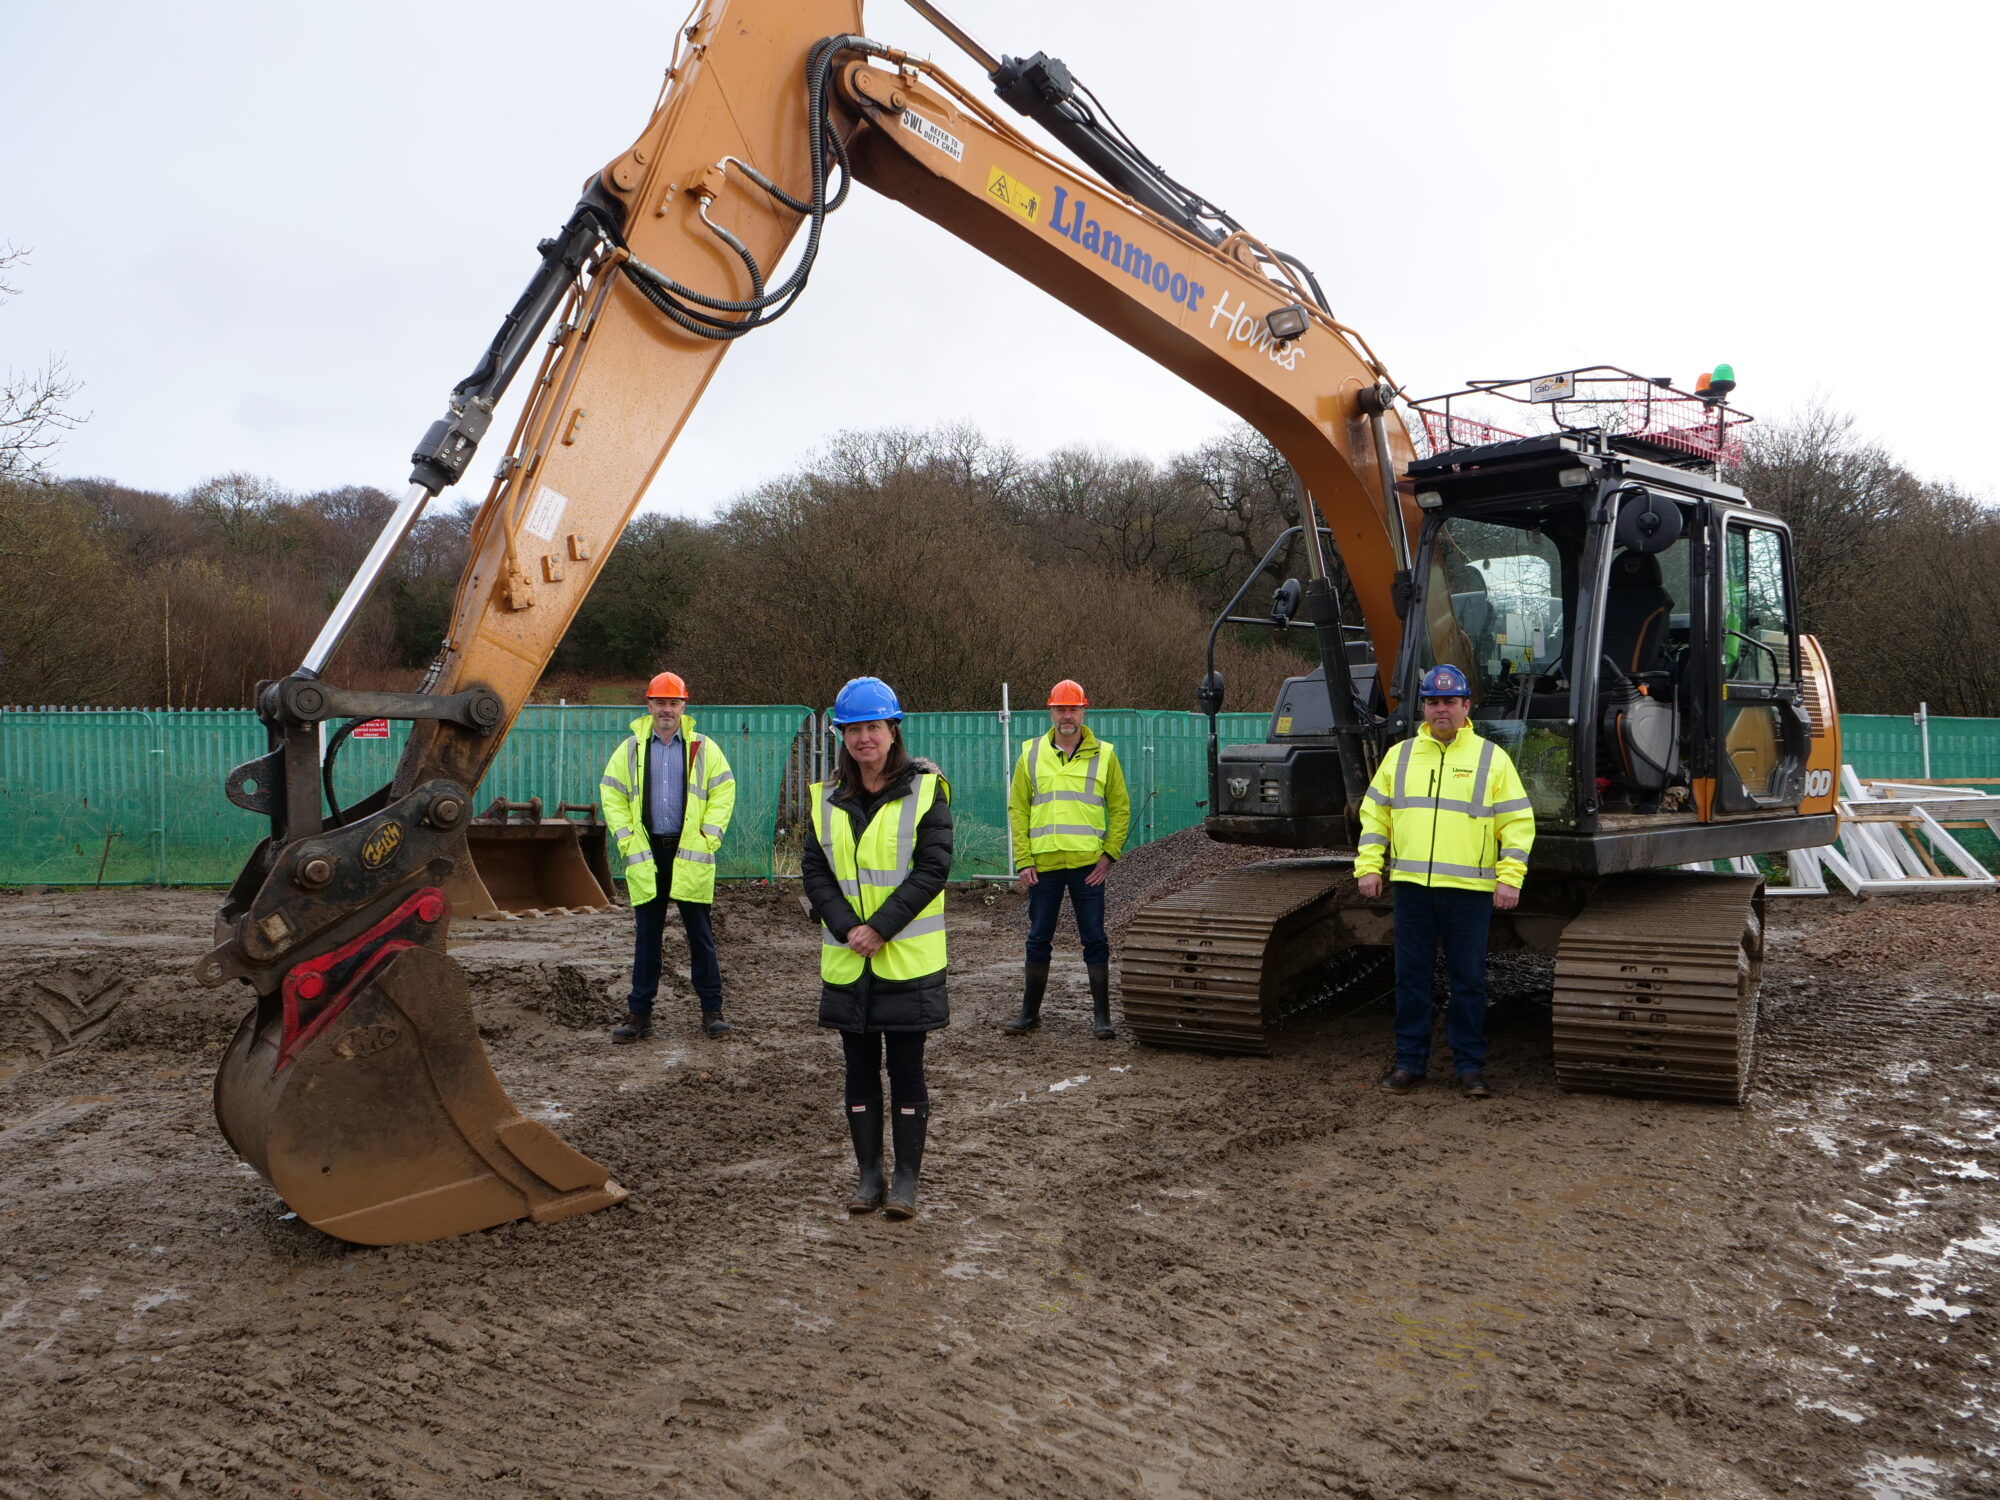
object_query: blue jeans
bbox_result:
[628,882,723,1014]
[1392,882,1493,1076]
[1025,863,1109,966]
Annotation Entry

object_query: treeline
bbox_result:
[0,412,1990,715]
[0,425,1328,713]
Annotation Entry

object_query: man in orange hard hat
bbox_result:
[598,670,737,1042]
[1005,679,1130,1039]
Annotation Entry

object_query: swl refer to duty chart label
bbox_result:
[523,484,568,542]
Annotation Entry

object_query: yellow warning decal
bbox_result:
[986,167,1041,224]
[1276,716,1293,735]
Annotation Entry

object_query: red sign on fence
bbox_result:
[350,719,391,739]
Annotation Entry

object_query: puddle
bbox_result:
[1856,1452,1947,1500]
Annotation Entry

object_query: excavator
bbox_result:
[202,0,1842,1246]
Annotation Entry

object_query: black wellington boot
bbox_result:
[1087,963,1116,1040]
[883,1101,930,1220]
[1003,962,1049,1033]
[845,1100,886,1213]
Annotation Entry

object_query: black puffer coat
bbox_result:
[802,757,953,1033]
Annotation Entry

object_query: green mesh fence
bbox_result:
[889,709,1270,879]
[0,705,809,886]
[6,705,1997,885]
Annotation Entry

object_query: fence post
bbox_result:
[1915,701,1932,779]
[999,683,1013,877]
[147,711,167,885]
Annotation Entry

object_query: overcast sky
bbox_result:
[6,1,1995,517]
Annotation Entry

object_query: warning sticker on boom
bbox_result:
[523,484,568,542]
[985,167,1041,224]
[898,107,965,162]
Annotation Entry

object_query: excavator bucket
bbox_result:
[448,798,619,919]
[213,888,626,1245]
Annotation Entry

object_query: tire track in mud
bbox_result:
[0,967,131,1067]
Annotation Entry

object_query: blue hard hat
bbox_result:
[831,676,904,725]
[1419,663,1471,698]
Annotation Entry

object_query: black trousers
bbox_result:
[840,1030,927,1108]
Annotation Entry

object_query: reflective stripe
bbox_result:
[1084,753,1100,800]
[1364,785,1392,807]
[821,929,848,948]
[1490,796,1534,814]
[893,913,947,940]
[1357,832,1390,848]
[1390,857,1496,880]
[601,775,628,795]
[675,847,715,865]
[700,823,723,839]
[821,782,861,906]
[858,868,903,887]
[705,770,735,791]
[895,785,920,884]
[1026,735,1040,788]
[1392,738,1412,804]
[1501,848,1530,862]
[1400,792,1496,816]
[1035,823,1104,838]
[1031,789,1105,807]
[1470,738,1497,811]
[625,849,655,868]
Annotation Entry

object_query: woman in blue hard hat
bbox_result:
[802,676,954,1219]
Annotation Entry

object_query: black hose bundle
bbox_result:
[619,34,867,341]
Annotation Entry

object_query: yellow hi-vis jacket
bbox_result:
[599,713,736,905]
[1008,726,1131,872]
[811,772,948,984]
[1353,723,1535,892]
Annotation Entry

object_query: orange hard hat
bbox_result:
[646,671,688,700]
[1047,679,1089,707]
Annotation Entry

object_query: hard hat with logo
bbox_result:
[1419,664,1471,699]
[1047,679,1089,707]
[647,671,688,700]
[831,676,904,725]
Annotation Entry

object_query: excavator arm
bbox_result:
[206,0,1420,1245]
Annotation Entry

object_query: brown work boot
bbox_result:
[1380,1065,1422,1094]
[611,1011,654,1044]
[702,1011,731,1039]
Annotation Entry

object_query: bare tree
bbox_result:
[0,247,84,480]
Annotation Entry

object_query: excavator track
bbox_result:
[1121,860,1373,1055]
[1551,872,1765,1103]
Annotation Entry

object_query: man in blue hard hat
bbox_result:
[1354,663,1536,1099]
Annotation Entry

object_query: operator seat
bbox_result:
[1599,548,1679,795]
[1601,550,1672,678]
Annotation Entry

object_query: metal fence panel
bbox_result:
[0,710,160,884]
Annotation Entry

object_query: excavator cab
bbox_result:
[1389,368,1831,874]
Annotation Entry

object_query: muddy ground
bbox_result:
[1,842,1995,1499]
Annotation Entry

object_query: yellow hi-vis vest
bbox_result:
[1009,729,1130,871]
[812,773,948,984]
[1352,724,1536,892]
[599,713,736,905]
